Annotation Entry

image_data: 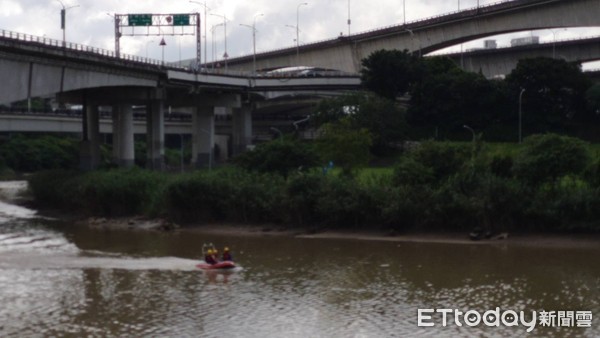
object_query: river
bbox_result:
[0,181,598,337]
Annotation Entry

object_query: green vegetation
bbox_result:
[13,51,600,235]
[0,134,80,172]
[28,134,600,233]
[233,137,318,177]
[360,53,600,141]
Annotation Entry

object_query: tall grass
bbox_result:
[28,134,600,232]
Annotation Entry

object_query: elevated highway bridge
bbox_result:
[224,0,600,73]
[0,30,359,169]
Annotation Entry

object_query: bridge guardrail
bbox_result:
[0,29,165,66]
[0,29,359,79]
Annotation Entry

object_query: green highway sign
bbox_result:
[173,14,190,26]
[128,14,152,26]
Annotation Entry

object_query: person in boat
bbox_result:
[205,249,218,265]
[222,247,233,261]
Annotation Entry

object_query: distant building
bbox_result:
[484,40,497,49]
[510,36,540,47]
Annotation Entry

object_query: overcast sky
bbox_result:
[1,0,599,66]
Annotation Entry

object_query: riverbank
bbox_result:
[70,215,600,250]
[3,177,599,250]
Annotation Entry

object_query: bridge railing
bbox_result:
[0,29,164,67]
[0,29,359,78]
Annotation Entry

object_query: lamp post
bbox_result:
[145,40,154,59]
[403,0,406,24]
[56,0,79,47]
[189,1,210,66]
[294,2,308,66]
[210,23,223,69]
[211,13,228,70]
[549,29,564,59]
[519,88,526,143]
[347,0,351,35]
[240,13,264,75]
[463,125,475,142]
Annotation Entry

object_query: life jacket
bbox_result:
[205,255,217,265]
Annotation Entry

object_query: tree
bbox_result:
[513,133,591,186]
[408,56,506,135]
[505,57,591,132]
[313,92,407,154]
[315,118,372,175]
[233,137,318,177]
[360,49,421,100]
[585,83,600,118]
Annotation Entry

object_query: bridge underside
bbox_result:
[444,37,600,78]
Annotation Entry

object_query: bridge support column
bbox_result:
[111,106,120,165]
[117,104,135,168]
[192,106,215,169]
[79,104,101,170]
[232,105,252,156]
[146,101,165,170]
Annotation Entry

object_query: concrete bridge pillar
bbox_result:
[192,106,215,169]
[232,105,252,156]
[117,104,135,168]
[111,106,120,165]
[146,101,165,170]
[79,103,101,170]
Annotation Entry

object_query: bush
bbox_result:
[234,138,318,177]
[283,173,326,225]
[528,176,600,231]
[1,135,79,172]
[392,157,434,186]
[584,157,600,187]
[381,185,433,231]
[409,140,470,183]
[78,169,168,216]
[488,153,514,178]
[513,134,591,186]
[315,176,376,228]
[163,169,285,223]
[28,170,82,209]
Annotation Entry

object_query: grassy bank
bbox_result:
[28,134,600,233]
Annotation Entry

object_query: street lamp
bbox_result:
[347,0,351,35]
[56,0,79,47]
[549,28,565,59]
[190,0,210,66]
[519,88,526,143]
[210,23,224,69]
[145,40,154,59]
[211,13,228,70]
[463,125,475,142]
[293,2,308,66]
[403,0,406,25]
[240,13,264,75]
